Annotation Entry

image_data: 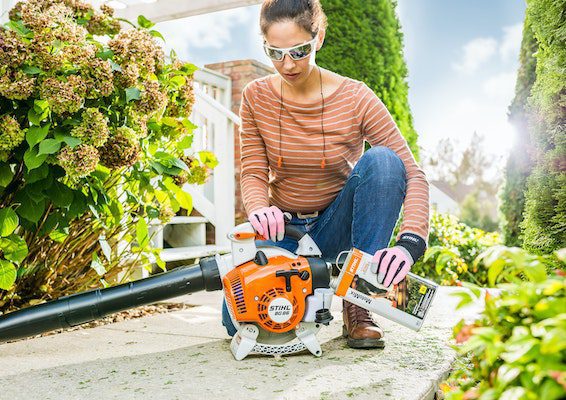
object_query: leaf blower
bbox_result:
[0,216,337,360]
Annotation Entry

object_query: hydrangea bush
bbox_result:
[0,0,216,311]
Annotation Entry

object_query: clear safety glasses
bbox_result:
[263,37,318,62]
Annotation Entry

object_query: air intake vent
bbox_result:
[230,274,247,314]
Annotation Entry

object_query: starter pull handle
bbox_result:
[276,269,301,292]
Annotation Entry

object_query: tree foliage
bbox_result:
[499,17,538,247]
[520,0,566,254]
[318,0,419,159]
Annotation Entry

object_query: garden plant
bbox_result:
[0,0,216,313]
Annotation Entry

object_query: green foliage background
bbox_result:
[318,0,419,160]
[499,17,537,247]
[510,0,566,254]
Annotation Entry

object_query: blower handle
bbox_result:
[281,212,308,242]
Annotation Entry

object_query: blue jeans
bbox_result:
[222,146,407,336]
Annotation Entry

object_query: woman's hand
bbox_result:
[248,206,285,241]
[370,247,414,287]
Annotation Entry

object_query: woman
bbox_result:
[223,0,430,349]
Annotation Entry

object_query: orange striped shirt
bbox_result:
[239,75,430,242]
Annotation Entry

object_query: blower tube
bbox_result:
[0,256,221,343]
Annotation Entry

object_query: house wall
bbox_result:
[205,59,274,222]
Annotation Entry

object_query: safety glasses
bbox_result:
[263,37,318,62]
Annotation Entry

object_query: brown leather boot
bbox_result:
[342,300,385,349]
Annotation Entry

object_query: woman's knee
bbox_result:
[356,146,407,186]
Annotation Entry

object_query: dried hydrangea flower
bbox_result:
[0,28,30,67]
[39,75,86,115]
[99,127,141,168]
[135,80,168,115]
[158,204,175,223]
[108,28,165,77]
[0,70,36,100]
[57,143,99,178]
[0,115,25,152]
[124,109,149,138]
[70,108,110,147]
[165,78,196,118]
[115,62,140,88]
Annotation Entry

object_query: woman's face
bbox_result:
[264,20,324,87]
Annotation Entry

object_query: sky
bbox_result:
[154,0,526,176]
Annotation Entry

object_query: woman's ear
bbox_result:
[316,29,325,50]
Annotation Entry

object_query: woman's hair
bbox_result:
[260,0,328,37]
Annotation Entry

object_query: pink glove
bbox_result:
[370,246,414,287]
[248,206,285,242]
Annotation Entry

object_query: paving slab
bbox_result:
[0,287,484,400]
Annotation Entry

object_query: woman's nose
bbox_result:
[282,54,296,68]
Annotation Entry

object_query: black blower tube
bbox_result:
[0,256,222,343]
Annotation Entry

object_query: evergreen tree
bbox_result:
[499,17,538,247]
[318,0,419,159]
[520,0,566,254]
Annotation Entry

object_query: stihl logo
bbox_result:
[348,256,360,274]
[401,235,418,243]
[269,305,291,311]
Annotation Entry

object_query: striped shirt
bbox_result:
[239,75,430,242]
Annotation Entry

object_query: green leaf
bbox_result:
[176,190,193,213]
[451,290,474,310]
[0,208,19,237]
[109,59,122,72]
[199,151,219,168]
[161,117,178,128]
[125,87,141,103]
[24,163,49,184]
[501,338,539,363]
[53,130,81,148]
[34,99,49,113]
[6,20,32,37]
[540,327,566,354]
[0,234,28,263]
[49,229,68,243]
[96,49,114,60]
[149,30,165,41]
[496,365,521,388]
[38,139,62,155]
[170,75,186,87]
[136,218,150,248]
[45,181,74,208]
[27,108,42,126]
[26,124,50,148]
[0,163,14,187]
[176,135,194,151]
[22,65,42,75]
[23,146,48,171]
[90,252,106,276]
[0,260,17,290]
[15,192,46,223]
[137,15,155,29]
[488,259,505,286]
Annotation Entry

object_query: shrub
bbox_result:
[0,0,215,312]
[519,0,566,254]
[441,247,566,400]
[410,211,502,286]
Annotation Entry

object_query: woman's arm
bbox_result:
[239,84,270,215]
[356,83,430,246]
